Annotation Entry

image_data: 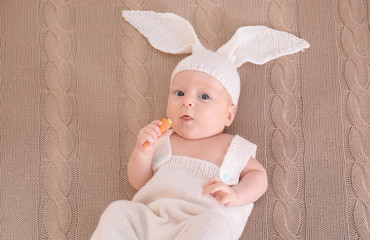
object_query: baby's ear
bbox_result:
[122,10,205,54]
[225,104,237,127]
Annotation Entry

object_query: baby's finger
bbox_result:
[152,120,163,126]
[143,127,160,139]
[203,177,221,189]
[159,129,172,139]
[219,194,233,206]
[147,122,162,136]
[202,182,228,195]
[139,133,157,148]
[140,134,155,147]
[214,192,225,201]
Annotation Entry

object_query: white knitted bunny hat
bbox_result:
[122,10,309,106]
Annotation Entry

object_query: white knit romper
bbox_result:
[91,134,257,240]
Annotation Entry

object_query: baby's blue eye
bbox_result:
[200,94,210,100]
[176,91,184,96]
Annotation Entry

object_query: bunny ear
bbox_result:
[217,26,310,67]
[122,10,205,54]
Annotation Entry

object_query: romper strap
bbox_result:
[152,131,172,172]
[219,135,257,185]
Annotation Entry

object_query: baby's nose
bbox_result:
[181,97,194,107]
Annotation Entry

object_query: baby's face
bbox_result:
[166,70,237,140]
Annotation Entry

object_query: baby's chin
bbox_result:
[173,129,225,140]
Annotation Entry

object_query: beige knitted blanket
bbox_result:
[1,1,369,239]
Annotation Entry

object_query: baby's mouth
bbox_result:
[181,115,193,121]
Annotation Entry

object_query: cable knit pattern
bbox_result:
[1,2,368,239]
[335,0,370,238]
[117,1,149,199]
[194,0,223,49]
[39,0,78,239]
[0,6,2,236]
[264,0,306,239]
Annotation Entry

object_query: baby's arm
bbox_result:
[128,120,170,190]
[202,157,267,207]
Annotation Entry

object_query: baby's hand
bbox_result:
[202,177,238,207]
[136,120,171,152]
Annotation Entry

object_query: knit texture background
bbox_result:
[0,0,369,239]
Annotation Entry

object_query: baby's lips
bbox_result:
[181,115,193,120]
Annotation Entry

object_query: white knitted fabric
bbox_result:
[91,135,256,240]
[122,10,310,105]
[171,50,241,106]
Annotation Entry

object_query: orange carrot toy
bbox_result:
[143,118,172,148]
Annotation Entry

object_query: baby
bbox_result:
[130,69,267,207]
[91,10,309,240]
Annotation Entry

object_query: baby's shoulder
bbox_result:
[223,134,257,159]
[218,134,257,185]
[218,133,251,147]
